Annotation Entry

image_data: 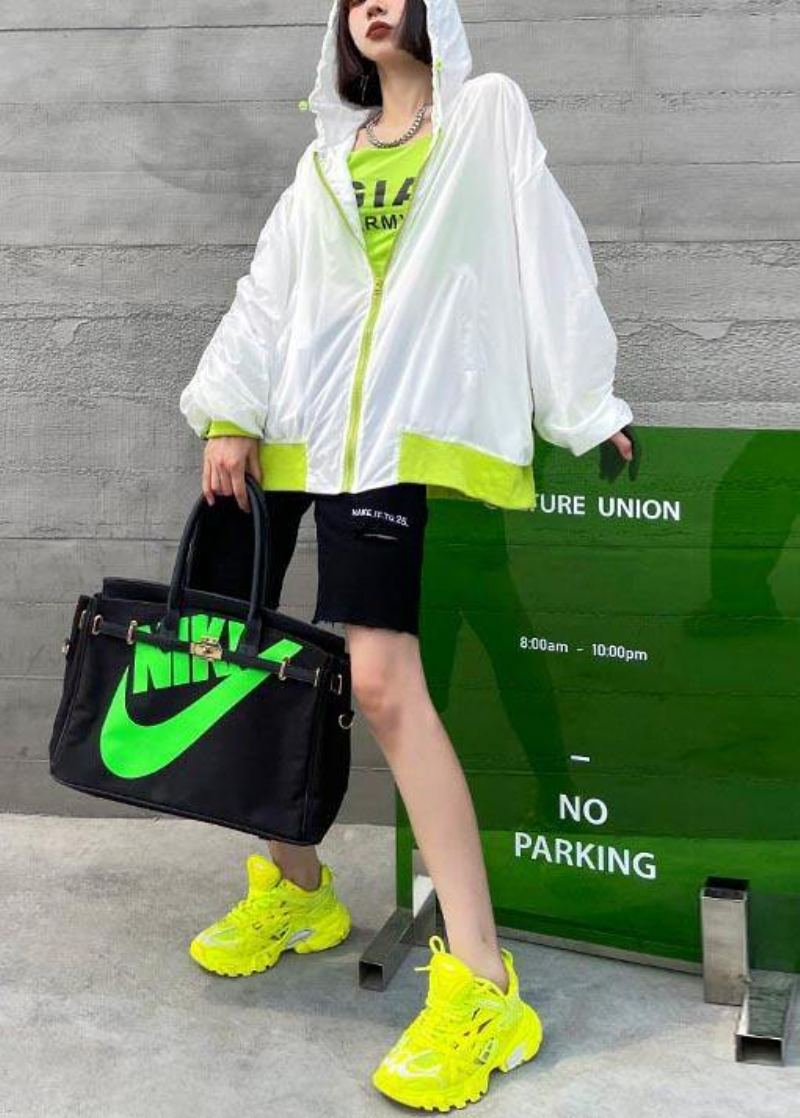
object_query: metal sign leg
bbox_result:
[700,875,798,1065]
[358,845,443,990]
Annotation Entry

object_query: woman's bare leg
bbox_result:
[344,623,508,992]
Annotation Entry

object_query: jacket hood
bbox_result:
[303,0,473,152]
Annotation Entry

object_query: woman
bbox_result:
[180,0,635,1110]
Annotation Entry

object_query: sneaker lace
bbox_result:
[407,963,478,1054]
[225,893,286,928]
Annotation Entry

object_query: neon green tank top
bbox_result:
[205,133,432,440]
[347,132,432,278]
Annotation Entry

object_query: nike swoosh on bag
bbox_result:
[99,636,304,779]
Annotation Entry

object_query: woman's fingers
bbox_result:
[217,459,234,497]
[611,431,633,460]
[202,452,215,506]
[202,436,258,513]
[209,459,225,501]
[230,466,251,514]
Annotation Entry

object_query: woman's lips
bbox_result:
[367,23,392,39]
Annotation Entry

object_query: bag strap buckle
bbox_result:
[309,668,343,692]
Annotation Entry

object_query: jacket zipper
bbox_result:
[312,59,444,491]
[341,273,384,490]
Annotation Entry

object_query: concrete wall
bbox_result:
[2,1,798,820]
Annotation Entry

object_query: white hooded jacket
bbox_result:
[178,0,634,511]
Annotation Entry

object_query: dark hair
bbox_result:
[336,0,433,107]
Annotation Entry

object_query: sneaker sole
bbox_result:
[372,1001,543,1112]
[188,902,352,977]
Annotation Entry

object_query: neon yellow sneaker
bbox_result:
[188,853,351,977]
[371,933,543,1111]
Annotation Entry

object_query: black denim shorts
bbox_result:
[189,482,429,636]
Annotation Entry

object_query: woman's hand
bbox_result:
[203,435,262,513]
[608,429,633,462]
[599,424,639,481]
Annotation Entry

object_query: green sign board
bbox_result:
[398,428,800,971]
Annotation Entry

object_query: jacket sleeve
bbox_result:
[500,76,633,457]
[179,177,298,440]
[205,420,256,439]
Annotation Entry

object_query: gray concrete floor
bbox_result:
[1,816,798,1118]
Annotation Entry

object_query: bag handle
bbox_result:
[158,474,270,657]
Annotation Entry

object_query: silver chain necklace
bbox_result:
[364,101,433,148]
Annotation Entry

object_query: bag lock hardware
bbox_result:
[189,635,223,661]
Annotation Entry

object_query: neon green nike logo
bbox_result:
[100,635,304,779]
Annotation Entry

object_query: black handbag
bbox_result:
[48,474,354,845]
